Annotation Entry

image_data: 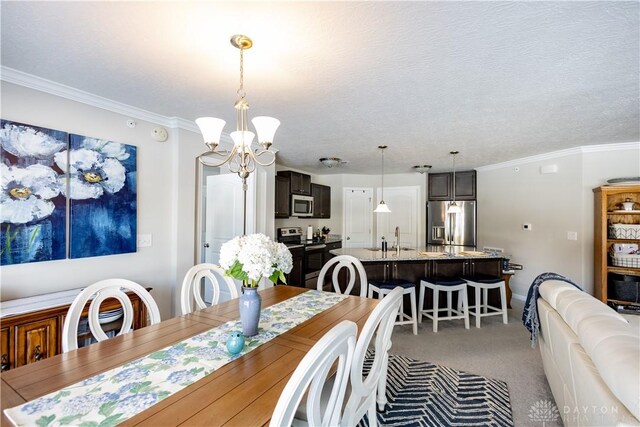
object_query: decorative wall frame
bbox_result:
[0,120,137,265]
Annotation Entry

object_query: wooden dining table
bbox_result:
[1,286,379,427]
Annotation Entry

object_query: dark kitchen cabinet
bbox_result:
[428,173,451,200]
[278,171,311,196]
[428,170,476,201]
[311,184,331,218]
[323,241,342,261]
[285,246,304,287]
[275,175,290,218]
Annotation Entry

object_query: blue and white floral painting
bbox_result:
[61,134,137,258]
[1,120,68,265]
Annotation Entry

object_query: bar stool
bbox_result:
[368,279,418,335]
[461,274,508,328]
[419,277,470,333]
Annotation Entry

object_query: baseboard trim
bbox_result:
[512,293,526,302]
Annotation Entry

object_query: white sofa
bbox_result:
[537,280,640,426]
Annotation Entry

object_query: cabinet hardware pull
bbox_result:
[34,345,44,361]
[1,354,9,371]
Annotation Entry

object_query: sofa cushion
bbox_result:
[570,343,640,426]
[577,316,636,356]
[539,280,581,309]
[591,335,640,421]
[556,291,603,332]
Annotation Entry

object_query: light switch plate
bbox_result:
[522,223,532,231]
[567,231,578,241]
[137,234,152,247]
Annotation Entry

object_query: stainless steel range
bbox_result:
[277,227,304,246]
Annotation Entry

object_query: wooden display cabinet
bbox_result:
[593,185,640,305]
[0,287,151,371]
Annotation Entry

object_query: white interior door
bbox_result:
[376,186,420,249]
[343,188,373,248]
[203,172,255,301]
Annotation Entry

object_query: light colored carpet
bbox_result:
[389,299,563,427]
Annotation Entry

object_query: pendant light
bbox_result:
[374,145,391,213]
[446,150,462,214]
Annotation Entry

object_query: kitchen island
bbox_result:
[329,246,507,308]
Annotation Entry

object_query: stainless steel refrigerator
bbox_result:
[427,201,477,246]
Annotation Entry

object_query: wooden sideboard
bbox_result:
[0,287,151,371]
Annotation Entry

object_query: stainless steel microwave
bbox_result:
[291,195,314,217]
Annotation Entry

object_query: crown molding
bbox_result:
[1,66,197,130]
[475,142,640,172]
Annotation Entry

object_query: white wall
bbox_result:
[0,82,203,319]
[477,143,640,300]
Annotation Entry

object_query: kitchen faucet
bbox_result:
[395,226,400,255]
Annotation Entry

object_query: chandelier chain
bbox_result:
[237,47,246,99]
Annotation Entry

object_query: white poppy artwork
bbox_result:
[1,120,68,265]
[62,134,137,259]
[1,120,138,264]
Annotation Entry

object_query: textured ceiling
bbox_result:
[1,1,638,174]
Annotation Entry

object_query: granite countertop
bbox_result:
[330,246,507,262]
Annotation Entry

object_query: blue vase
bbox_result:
[226,331,245,354]
[239,287,261,337]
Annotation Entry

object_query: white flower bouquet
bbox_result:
[219,233,293,288]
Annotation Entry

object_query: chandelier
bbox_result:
[195,35,280,182]
[195,35,280,235]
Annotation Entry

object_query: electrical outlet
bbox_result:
[522,223,532,231]
[567,231,578,241]
[137,234,152,247]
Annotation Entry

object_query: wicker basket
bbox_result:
[609,223,640,239]
[611,253,640,268]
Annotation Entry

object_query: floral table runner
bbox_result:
[4,290,347,427]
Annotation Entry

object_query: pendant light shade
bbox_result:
[446,150,460,214]
[447,201,462,214]
[374,145,391,213]
[374,200,391,213]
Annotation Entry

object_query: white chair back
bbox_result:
[317,255,368,297]
[62,279,161,353]
[342,287,403,427]
[180,263,240,315]
[271,320,357,427]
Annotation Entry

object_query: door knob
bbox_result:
[204,243,210,248]
[346,237,351,240]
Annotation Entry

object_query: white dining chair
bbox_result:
[270,320,357,427]
[62,279,161,352]
[342,286,403,426]
[180,263,240,315]
[317,255,368,297]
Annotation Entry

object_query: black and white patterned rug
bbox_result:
[358,352,514,427]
